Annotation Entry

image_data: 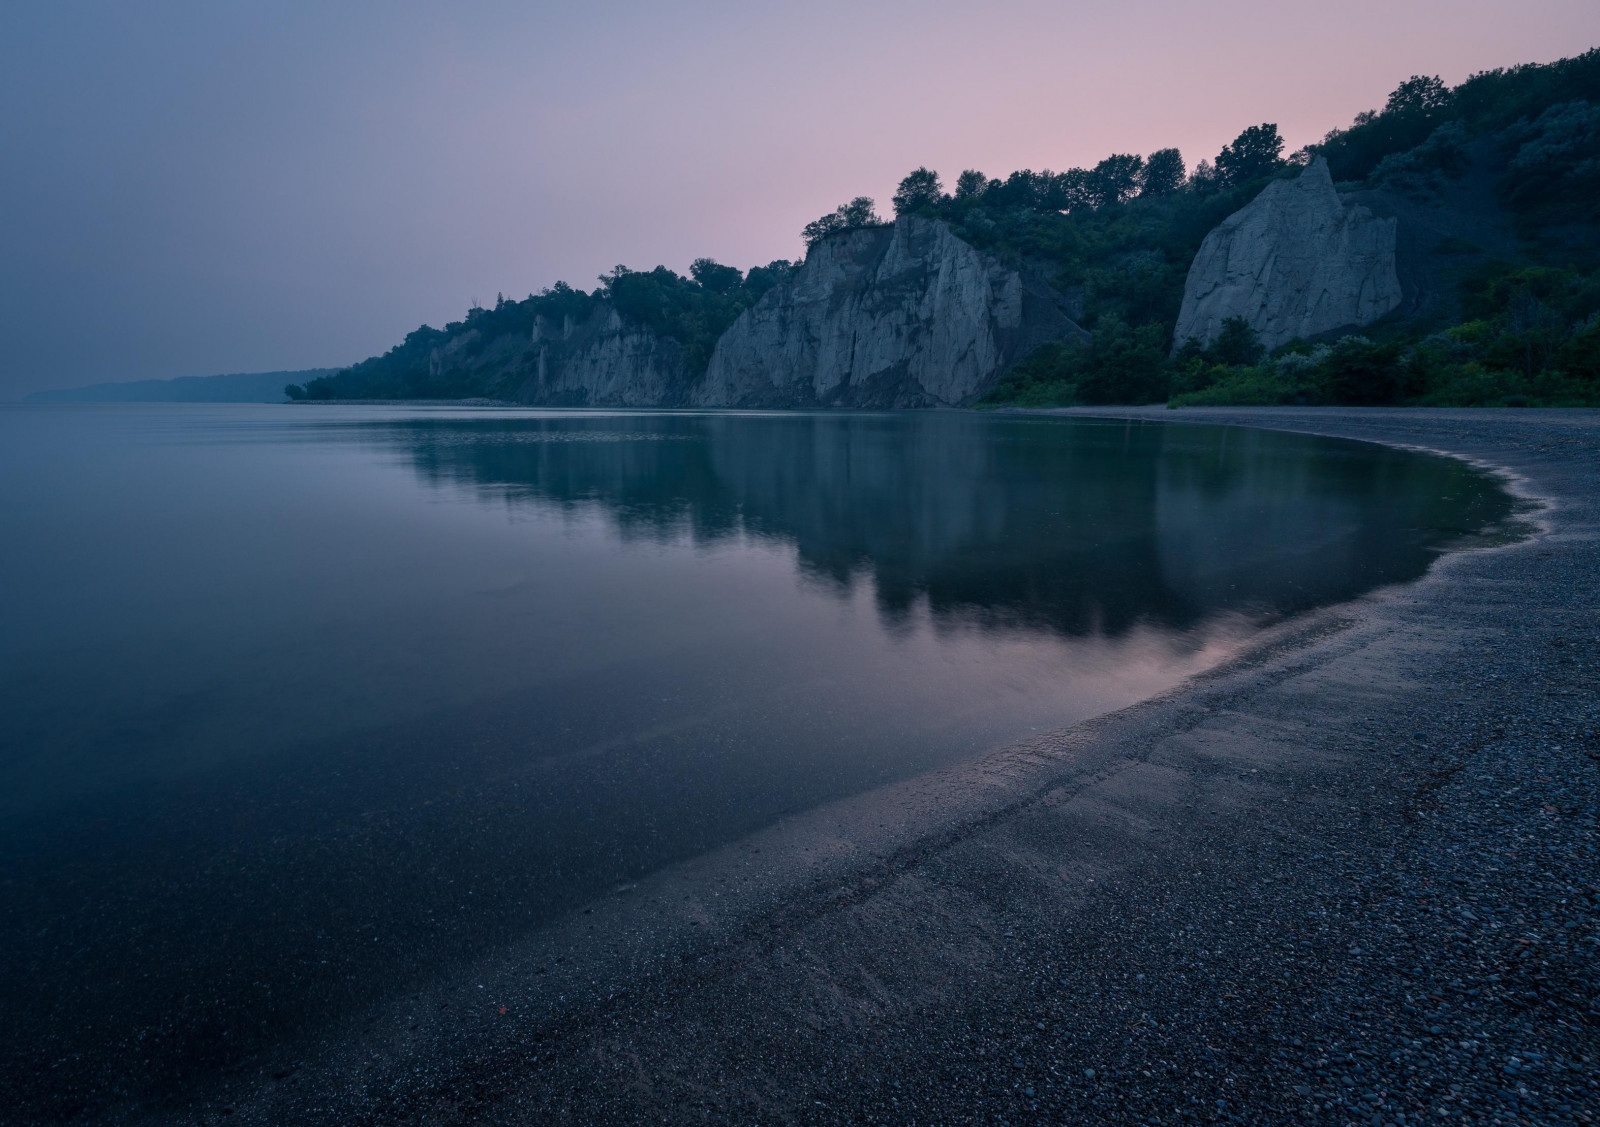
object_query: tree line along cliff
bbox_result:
[290,48,1600,409]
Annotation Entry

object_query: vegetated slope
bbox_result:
[971,51,1600,408]
[297,48,1600,409]
[289,263,793,403]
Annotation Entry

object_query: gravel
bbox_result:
[151,408,1598,1127]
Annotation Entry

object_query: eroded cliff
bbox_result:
[511,305,690,407]
[1173,159,1403,353]
[694,216,1085,408]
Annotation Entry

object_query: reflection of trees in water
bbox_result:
[359,413,1508,638]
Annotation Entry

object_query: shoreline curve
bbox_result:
[154,407,1598,1127]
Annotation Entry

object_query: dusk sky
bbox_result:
[3,0,1597,397]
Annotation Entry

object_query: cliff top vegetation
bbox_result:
[290,258,796,401]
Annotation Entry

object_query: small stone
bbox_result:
[1085,1068,1096,1079]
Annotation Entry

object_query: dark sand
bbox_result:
[155,409,1597,1127]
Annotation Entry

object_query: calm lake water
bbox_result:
[0,405,1511,1118]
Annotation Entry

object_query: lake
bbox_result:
[0,405,1512,1119]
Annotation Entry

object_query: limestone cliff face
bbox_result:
[510,305,689,407]
[693,216,1085,408]
[1173,158,1402,353]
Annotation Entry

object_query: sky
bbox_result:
[2,1,1597,397]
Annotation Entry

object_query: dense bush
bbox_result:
[1498,100,1600,225]
[1161,263,1600,408]
[967,49,1600,410]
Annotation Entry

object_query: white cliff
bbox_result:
[1173,158,1402,353]
[512,305,688,406]
[693,216,1085,408]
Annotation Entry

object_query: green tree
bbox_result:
[839,197,879,227]
[1316,337,1406,404]
[1204,317,1265,366]
[1385,74,1451,116]
[892,167,944,214]
[801,197,881,249]
[1085,154,1145,206]
[690,258,743,295]
[1051,168,1093,211]
[1074,318,1170,403]
[954,169,988,199]
[742,260,795,302]
[1187,158,1220,194]
[1215,124,1284,187]
[1138,148,1185,196]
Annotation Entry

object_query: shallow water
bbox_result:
[0,405,1511,1116]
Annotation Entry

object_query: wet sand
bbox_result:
[151,408,1598,1127]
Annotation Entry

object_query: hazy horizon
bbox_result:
[3,0,1597,398]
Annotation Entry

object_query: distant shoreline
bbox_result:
[24,368,336,404]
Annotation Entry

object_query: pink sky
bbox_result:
[3,0,1598,393]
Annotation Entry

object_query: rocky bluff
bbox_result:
[511,216,1084,408]
[691,217,1083,408]
[1173,158,1403,353]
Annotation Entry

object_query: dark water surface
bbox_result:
[0,405,1511,1119]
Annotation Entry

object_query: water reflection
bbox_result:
[363,411,1504,634]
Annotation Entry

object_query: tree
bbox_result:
[597,264,633,290]
[801,197,882,249]
[690,257,743,295]
[988,170,1045,209]
[1138,148,1185,196]
[1188,158,1219,194]
[1085,153,1145,206]
[839,197,879,227]
[1051,168,1094,212]
[1214,124,1285,187]
[1204,317,1265,367]
[1316,336,1405,405]
[1385,74,1450,117]
[954,169,987,200]
[1074,318,1170,404]
[892,167,944,214]
[801,213,844,246]
[742,260,795,301]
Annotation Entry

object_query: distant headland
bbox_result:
[28,369,336,404]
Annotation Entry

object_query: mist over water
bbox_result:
[0,405,1511,1118]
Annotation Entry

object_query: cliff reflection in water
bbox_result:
[368,410,1507,636]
